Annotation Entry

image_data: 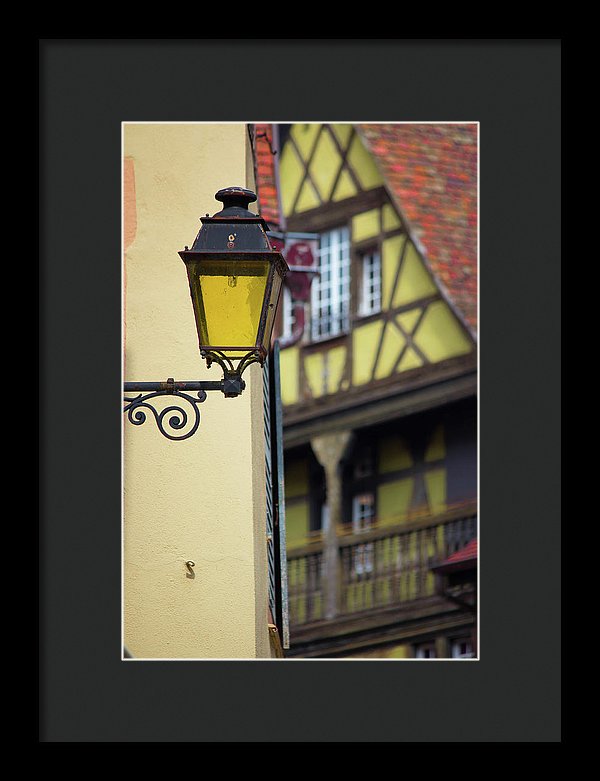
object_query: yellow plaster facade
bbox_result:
[123,123,273,659]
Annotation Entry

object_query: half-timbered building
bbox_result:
[254,122,478,659]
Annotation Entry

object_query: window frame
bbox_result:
[281,285,296,341]
[450,637,475,659]
[351,491,375,575]
[308,229,386,345]
[357,246,382,318]
[309,225,352,342]
[414,642,437,659]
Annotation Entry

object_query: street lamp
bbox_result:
[123,187,288,439]
[180,186,288,396]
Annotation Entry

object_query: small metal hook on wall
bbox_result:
[185,560,195,578]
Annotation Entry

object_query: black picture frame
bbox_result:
[40,38,561,743]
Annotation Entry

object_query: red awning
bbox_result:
[431,538,477,574]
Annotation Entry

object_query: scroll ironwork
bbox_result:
[123,388,208,442]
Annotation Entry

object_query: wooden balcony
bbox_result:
[287,503,477,629]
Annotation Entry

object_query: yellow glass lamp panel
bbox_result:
[382,235,406,309]
[304,352,325,398]
[295,180,321,213]
[279,346,299,406]
[194,260,269,348]
[286,501,310,549]
[352,209,380,243]
[379,435,413,473]
[285,459,309,499]
[374,322,406,380]
[291,123,321,161]
[377,478,414,526]
[347,134,383,190]
[332,169,357,202]
[309,129,342,202]
[326,346,347,395]
[425,468,447,515]
[279,142,305,217]
[382,203,402,232]
[331,123,353,150]
[396,347,424,373]
[393,242,437,307]
[352,320,384,385]
[425,424,445,463]
[259,273,283,355]
[413,300,473,363]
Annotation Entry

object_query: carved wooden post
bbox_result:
[311,431,353,620]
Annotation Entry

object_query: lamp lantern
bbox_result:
[179,187,288,397]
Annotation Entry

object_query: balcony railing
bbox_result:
[288,549,325,625]
[287,505,477,627]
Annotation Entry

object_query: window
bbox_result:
[415,643,437,659]
[352,492,375,575]
[352,493,375,532]
[281,286,296,340]
[311,227,351,341]
[359,250,382,316]
[451,639,475,658]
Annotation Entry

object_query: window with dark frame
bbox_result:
[352,492,375,531]
[309,224,384,344]
[281,286,296,341]
[358,249,382,317]
[310,226,351,341]
[351,492,375,575]
[414,642,437,659]
[451,638,475,658]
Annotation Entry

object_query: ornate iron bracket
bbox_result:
[201,349,263,397]
[123,377,246,441]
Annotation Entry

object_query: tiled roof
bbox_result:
[359,124,477,333]
[253,123,478,333]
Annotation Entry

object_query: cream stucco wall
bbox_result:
[123,123,271,658]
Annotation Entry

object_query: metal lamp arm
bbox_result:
[123,350,260,440]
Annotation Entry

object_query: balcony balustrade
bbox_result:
[287,504,477,627]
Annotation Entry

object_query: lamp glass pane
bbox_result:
[260,270,283,353]
[191,258,270,348]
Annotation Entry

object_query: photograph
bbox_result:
[122,121,479,660]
